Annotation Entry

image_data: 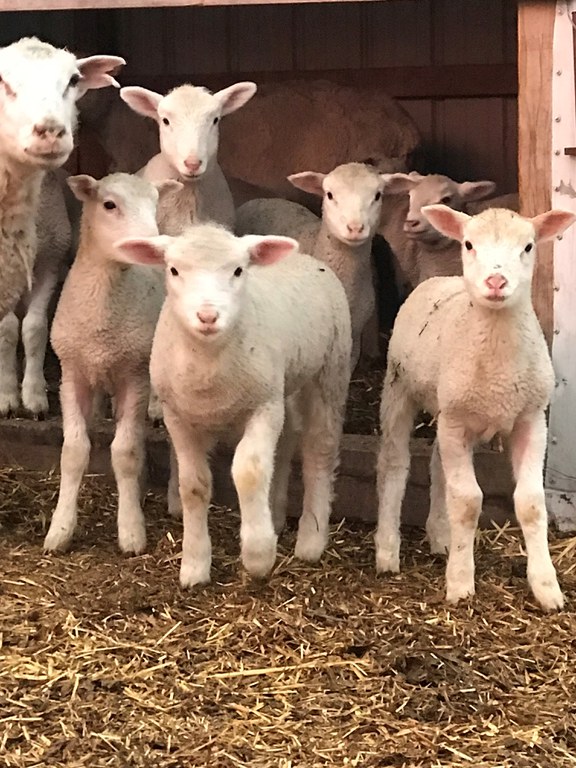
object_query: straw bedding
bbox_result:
[1,468,576,767]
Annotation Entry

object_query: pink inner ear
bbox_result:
[422,206,465,241]
[250,239,295,266]
[115,239,165,266]
[531,210,576,243]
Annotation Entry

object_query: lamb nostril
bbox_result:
[346,222,364,234]
[405,219,419,229]
[485,274,508,290]
[184,158,202,173]
[197,309,218,325]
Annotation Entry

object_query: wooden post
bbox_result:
[518,0,555,343]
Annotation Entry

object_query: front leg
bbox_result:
[437,413,482,604]
[0,312,20,416]
[510,411,563,611]
[232,401,284,578]
[164,408,214,587]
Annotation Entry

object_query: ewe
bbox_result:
[116,224,352,587]
[375,205,575,611]
[0,37,123,321]
[236,163,386,368]
[120,82,256,232]
[44,173,180,555]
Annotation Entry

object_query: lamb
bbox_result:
[0,37,124,323]
[236,163,387,368]
[43,173,181,555]
[375,204,576,610]
[378,172,497,298]
[115,224,352,587]
[119,82,257,233]
[0,170,73,416]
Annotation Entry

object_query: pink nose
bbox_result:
[405,218,420,229]
[197,308,218,325]
[184,157,202,173]
[485,273,508,291]
[33,121,66,140]
[346,222,365,235]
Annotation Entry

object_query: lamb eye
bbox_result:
[68,73,80,88]
[103,200,116,210]
[440,196,452,204]
[234,266,243,277]
[374,191,382,202]
[170,266,179,276]
[213,116,219,125]
[162,117,170,126]
[464,240,473,251]
[326,192,334,201]
[525,243,533,253]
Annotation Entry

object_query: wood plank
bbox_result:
[434,0,506,65]
[363,0,432,68]
[136,63,517,100]
[229,5,293,72]
[166,7,229,74]
[0,0,383,9]
[518,0,555,343]
[294,3,362,70]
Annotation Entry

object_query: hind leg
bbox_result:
[0,312,20,416]
[374,369,417,573]
[270,395,300,535]
[426,438,450,555]
[294,382,344,563]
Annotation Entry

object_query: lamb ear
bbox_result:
[380,173,419,196]
[288,172,326,197]
[114,235,173,266]
[154,179,184,198]
[458,180,497,202]
[214,81,257,116]
[76,56,126,96]
[120,86,163,119]
[422,204,471,241]
[530,210,576,242]
[242,235,299,266]
[67,174,98,202]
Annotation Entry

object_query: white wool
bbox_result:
[375,206,575,612]
[44,173,176,557]
[236,162,386,368]
[116,223,352,588]
[120,82,257,233]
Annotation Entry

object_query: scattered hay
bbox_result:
[1,467,576,767]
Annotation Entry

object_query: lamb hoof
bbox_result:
[294,531,327,563]
[22,384,49,418]
[180,560,211,588]
[446,581,475,604]
[44,526,74,553]
[375,549,400,574]
[118,524,147,555]
[0,390,20,417]
[242,536,277,578]
[427,526,450,555]
[530,573,564,611]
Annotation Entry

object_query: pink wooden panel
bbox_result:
[228,5,293,72]
[363,0,432,68]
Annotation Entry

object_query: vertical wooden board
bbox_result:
[503,0,519,64]
[0,10,75,47]
[363,0,432,68]
[503,96,519,191]
[518,0,554,342]
[435,98,508,188]
[228,5,293,72]
[397,99,434,169]
[433,0,505,65]
[73,9,117,54]
[294,3,362,71]
[164,7,228,75]
[115,7,167,77]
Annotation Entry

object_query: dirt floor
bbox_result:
[1,469,576,767]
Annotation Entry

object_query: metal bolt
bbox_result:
[554,329,560,335]
[554,185,561,192]
[558,234,564,240]
[554,285,560,292]
[552,436,558,444]
[557,70,563,76]
[555,116,562,123]
[549,477,556,486]
[555,150,561,156]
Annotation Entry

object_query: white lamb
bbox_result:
[119,82,257,233]
[375,204,576,611]
[378,172,497,298]
[115,224,352,587]
[44,173,180,555]
[236,163,386,368]
[0,37,124,323]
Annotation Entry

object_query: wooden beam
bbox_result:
[518,0,555,343]
[0,0,382,9]
[126,64,518,101]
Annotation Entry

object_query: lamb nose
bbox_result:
[197,309,218,324]
[485,273,508,290]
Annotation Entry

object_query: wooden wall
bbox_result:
[0,0,518,192]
